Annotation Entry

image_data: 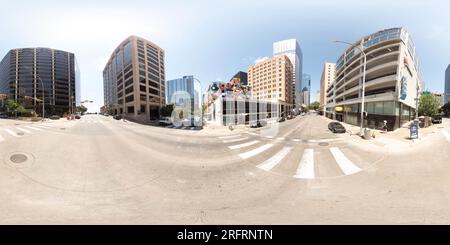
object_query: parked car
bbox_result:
[432,113,443,124]
[49,115,60,120]
[328,122,346,133]
[159,117,172,126]
[286,114,294,120]
[0,113,7,119]
[278,116,286,123]
[113,115,123,120]
[75,115,81,119]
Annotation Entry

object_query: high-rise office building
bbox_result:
[273,39,303,112]
[247,55,294,114]
[319,63,336,114]
[445,64,450,104]
[325,28,423,131]
[166,75,201,113]
[103,36,165,122]
[0,48,78,116]
[302,74,311,106]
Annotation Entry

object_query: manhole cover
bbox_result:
[17,132,25,136]
[10,154,28,164]
[319,142,329,146]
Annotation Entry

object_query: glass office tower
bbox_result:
[0,48,77,116]
[273,39,303,112]
[166,75,201,114]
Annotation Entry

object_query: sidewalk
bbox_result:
[323,116,450,154]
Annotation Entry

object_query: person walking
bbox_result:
[382,120,388,133]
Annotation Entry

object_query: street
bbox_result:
[1,114,450,224]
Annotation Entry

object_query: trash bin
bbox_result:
[364,128,372,140]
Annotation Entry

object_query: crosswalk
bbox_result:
[0,123,61,143]
[218,133,366,180]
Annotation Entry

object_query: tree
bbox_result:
[160,104,174,117]
[76,105,88,114]
[5,99,25,117]
[418,93,441,117]
[442,102,450,117]
[308,101,320,111]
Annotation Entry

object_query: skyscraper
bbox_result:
[445,64,450,104]
[166,75,201,114]
[273,39,303,112]
[302,74,311,106]
[247,55,294,114]
[103,36,165,122]
[0,48,78,116]
[319,63,336,114]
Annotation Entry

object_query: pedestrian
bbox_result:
[382,120,388,133]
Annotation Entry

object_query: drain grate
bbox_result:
[10,154,28,164]
[319,142,330,146]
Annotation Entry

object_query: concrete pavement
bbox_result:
[0,114,450,224]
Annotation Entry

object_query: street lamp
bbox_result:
[334,40,367,136]
[34,73,45,121]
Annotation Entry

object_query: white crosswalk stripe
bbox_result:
[0,134,4,142]
[16,127,32,134]
[222,137,249,143]
[4,129,20,137]
[294,149,315,179]
[257,147,292,171]
[239,144,274,160]
[229,140,259,150]
[24,126,44,131]
[329,147,361,175]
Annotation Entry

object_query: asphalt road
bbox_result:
[0,114,449,224]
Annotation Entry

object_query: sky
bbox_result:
[0,0,449,112]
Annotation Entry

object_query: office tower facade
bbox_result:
[273,39,303,112]
[247,55,294,114]
[0,48,78,116]
[319,63,336,114]
[445,64,450,104]
[325,28,423,131]
[166,75,201,113]
[302,73,311,106]
[103,36,165,122]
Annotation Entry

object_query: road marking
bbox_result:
[247,132,259,136]
[222,137,249,143]
[292,139,301,142]
[443,130,450,142]
[219,135,241,140]
[35,125,52,128]
[257,147,292,171]
[294,149,315,179]
[277,137,285,140]
[24,126,44,131]
[308,138,342,143]
[4,129,19,137]
[239,144,274,159]
[329,147,361,175]
[265,136,274,139]
[16,127,32,134]
[0,134,4,142]
[229,140,259,150]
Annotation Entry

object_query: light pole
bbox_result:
[334,40,367,136]
[34,74,45,121]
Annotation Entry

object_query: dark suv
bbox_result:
[432,113,443,124]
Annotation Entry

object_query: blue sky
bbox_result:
[1,0,449,111]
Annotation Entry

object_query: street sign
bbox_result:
[410,123,418,139]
